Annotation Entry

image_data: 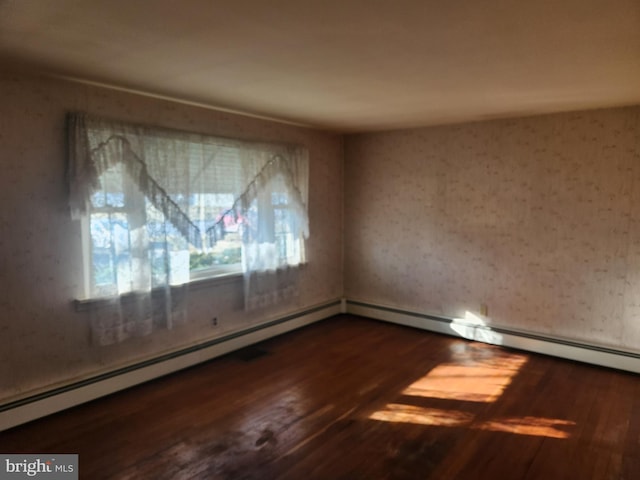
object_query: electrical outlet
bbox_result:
[212,317,218,327]
[480,303,488,317]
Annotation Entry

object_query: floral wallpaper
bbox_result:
[3,68,640,406]
[345,107,640,351]
[0,72,343,402]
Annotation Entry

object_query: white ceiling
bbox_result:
[1,0,639,132]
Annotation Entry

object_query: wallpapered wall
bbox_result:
[345,106,640,351]
[0,72,343,402]
[3,70,640,405]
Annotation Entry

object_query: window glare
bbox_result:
[89,180,251,292]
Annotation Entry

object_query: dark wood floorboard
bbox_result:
[1,314,640,479]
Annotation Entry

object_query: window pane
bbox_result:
[90,213,113,250]
[90,213,128,294]
[91,165,125,208]
[188,193,242,275]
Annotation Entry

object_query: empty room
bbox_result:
[1,1,640,478]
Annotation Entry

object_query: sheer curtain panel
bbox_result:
[68,113,309,345]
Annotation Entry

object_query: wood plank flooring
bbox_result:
[1,315,640,479]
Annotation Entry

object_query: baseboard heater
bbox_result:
[346,299,640,374]
[0,299,342,432]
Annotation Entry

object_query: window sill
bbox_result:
[73,263,307,312]
[73,271,243,312]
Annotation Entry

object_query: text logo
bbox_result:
[0,455,77,480]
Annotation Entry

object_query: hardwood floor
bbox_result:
[2,315,640,479]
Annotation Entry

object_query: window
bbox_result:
[88,164,246,297]
[69,113,309,301]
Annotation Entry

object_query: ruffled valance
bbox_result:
[68,112,309,250]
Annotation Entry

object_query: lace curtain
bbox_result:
[68,113,309,345]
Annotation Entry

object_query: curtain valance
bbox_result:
[68,113,309,250]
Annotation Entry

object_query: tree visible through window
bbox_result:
[86,163,304,296]
[69,114,309,303]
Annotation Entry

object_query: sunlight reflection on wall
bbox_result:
[450,311,504,345]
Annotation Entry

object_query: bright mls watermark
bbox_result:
[0,455,77,479]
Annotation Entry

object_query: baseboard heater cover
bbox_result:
[0,300,342,432]
[346,300,640,374]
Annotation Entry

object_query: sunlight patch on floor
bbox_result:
[368,333,575,439]
[479,416,575,439]
[402,350,528,403]
[368,405,576,439]
[403,364,523,402]
[369,404,473,427]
